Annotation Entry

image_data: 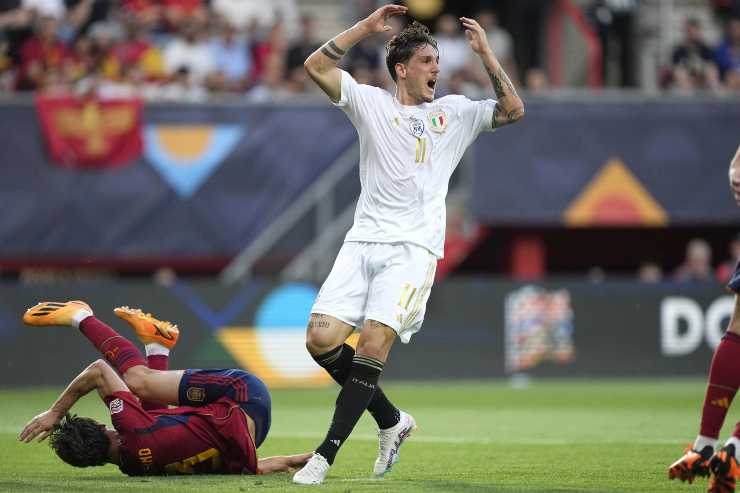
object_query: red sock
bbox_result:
[700,332,740,439]
[140,354,169,410]
[79,316,146,374]
[146,354,168,371]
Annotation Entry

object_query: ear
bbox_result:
[395,62,407,80]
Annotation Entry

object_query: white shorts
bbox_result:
[312,242,438,343]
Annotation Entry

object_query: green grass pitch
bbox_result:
[1,379,736,492]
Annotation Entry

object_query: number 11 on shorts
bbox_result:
[398,283,418,310]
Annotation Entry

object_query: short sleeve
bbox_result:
[457,96,497,136]
[332,69,381,124]
[103,391,154,432]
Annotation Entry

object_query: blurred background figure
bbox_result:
[674,238,714,283]
[668,17,721,93]
[714,16,740,91]
[208,16,252,93]
[434,13,468,90]
[524,66,548,94]
[716,232,740,283]
[587,0,638,87]
[638,262,664,283]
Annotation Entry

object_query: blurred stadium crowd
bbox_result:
[0,0,738,101]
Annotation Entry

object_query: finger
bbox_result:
[382,5,407,15]
[37,430,51,442]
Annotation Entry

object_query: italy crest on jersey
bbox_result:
[428,110,448,133]
[408,116,425,138]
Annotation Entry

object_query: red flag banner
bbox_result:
[35,96,143,168]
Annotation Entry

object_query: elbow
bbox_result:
[88,359,106,373]
[510,100,525,123]
[513,105,525,123]
[304,56,319,78]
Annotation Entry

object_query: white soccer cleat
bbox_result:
[292,453,331,485]
[373,410,417,477]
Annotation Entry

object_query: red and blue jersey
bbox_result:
[103,391,258,475]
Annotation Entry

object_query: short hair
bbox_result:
[48,414,110,468]
[385,21,438,82]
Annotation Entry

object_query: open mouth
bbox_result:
[427,79,436,89]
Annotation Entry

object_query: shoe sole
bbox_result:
[114,307,178,345]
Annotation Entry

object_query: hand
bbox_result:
[460,17,491,55]
[18,410,60,443]
[284,452,313,474]
[730,166,740,206]
[359,4,408,35]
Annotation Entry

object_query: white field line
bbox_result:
[0,425,686,446]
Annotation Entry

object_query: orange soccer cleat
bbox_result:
[114,306,180,349]
[668,445,713,484]
[23,300,92,327]
[708,445,740,493]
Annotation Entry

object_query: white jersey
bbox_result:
[333,70,496,258]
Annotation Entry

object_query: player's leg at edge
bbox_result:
[669,291,740,486]
[301,313,418,479]
[294,316,413,484]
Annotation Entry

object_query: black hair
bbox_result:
[385,20,438,82]
[48,414,110,468]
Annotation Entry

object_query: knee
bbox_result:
[123,366,152,399]
[305,328,333,356]
[305,315,342,356]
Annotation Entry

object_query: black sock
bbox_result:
[315,354,383,464]
[314,344,400,429]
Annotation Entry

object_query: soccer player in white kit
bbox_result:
[293,4,524,485]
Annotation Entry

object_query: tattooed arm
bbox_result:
[460,16,524,128]
[304,4,407,102]
[729,144,740,206]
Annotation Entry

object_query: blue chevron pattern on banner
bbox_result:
[144,124,243,198]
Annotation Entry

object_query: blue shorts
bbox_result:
[178,369,272,448]
[728,259,740,294]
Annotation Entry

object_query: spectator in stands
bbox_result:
[0,1,33,71]
[208,16,252,92]
[106,14,164,83]
[162,18,213,87]
[717,233,740,283]
[245,54,286,102]
[161,0,206,30]
[587,0,638,87]
[714,16,740,89]
[0,38,15,91]
[210,0,298,41]
[18,15,70,90]
[434,14,468,87]
[524,67,549,94]
[510,0,550,84]
[669,17,721,93]
[286,14,319,73]
[22,0,65,20]
[473,9,518,87]
[638,261,663,283]
[159,66,206,101]
[674,238,714,283]
[120,0,160,31]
